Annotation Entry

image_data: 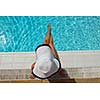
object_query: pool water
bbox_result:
[0,16,100,52]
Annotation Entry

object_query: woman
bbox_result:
[30,24,61,79]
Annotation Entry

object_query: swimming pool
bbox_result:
[0,16,100,52]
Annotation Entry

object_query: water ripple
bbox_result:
[0,16,100,52]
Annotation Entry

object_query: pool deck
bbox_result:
[0,50,100,83]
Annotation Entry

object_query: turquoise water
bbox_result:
[0,16,100,52]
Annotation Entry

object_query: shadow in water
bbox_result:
[47,68,76,83]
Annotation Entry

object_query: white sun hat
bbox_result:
[32,44,61,79]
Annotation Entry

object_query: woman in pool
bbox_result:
[30,24,61,79]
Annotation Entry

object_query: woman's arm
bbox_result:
[31,62,36,73]
[30,62,36,79]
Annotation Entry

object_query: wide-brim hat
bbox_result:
[32,44,61,79]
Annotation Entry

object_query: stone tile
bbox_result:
[83,72,100,78]
[0,55,13,64]
[68,73,84,78]
[0,64,12,69]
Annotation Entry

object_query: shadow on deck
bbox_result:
[47,68,76,83]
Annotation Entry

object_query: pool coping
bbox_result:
[0,50,100,69]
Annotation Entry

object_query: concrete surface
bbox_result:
[0,51,100,82]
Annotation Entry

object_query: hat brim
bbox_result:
[32,58,61,79]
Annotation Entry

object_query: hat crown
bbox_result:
[38,59,52,73]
